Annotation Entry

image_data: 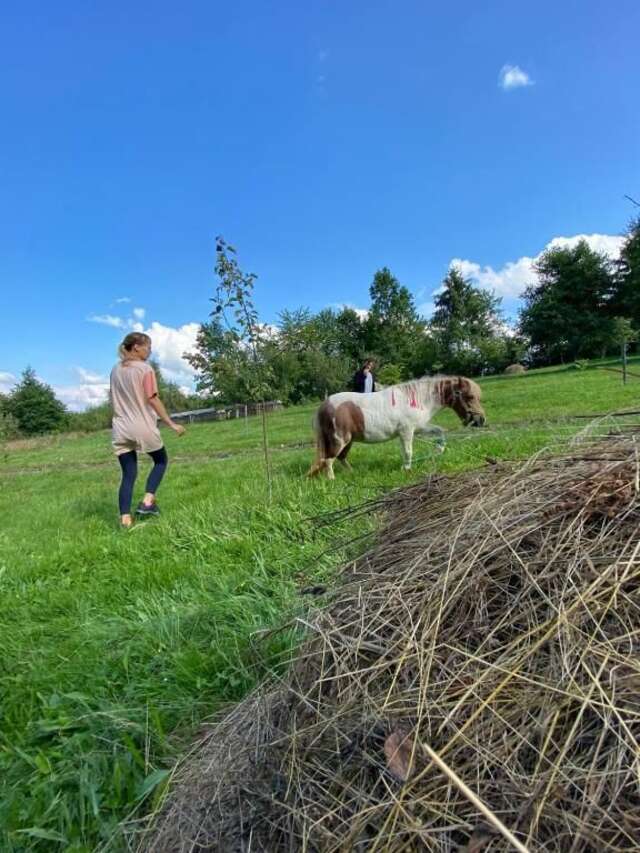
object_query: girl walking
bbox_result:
[110,332,185,527]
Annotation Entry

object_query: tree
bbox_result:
[408,330,441,377]
[364,268,426,373]
[376,363,403,386]
[335,307,367,363]
[519,241,616,365]
[189,304,361,406]
[610,316,637,348]
[606,316,637,383]
[188,317,244,402]
[191,237,274,494]
[266,309,352,403]
[612,217,640,327]
[6,367,68,435]
[429,267,507,374]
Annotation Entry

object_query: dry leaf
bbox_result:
[384,730,415,782]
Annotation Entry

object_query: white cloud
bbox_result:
[84,304,200,390]
[255,323,280,341]
[87,313,125,329]
[0,371,16,395]
[53,367,110,412]
[450,256,535,299]
[75,367,108,384]
[331,302,369,321]
[143,321,200,386]
[87,305,147,331]
[450,233,624,300]
[499,64,534,90]
[48,314,204,411]
[546,233,624,258]
[56,383,110,412]
[115,297,131,304]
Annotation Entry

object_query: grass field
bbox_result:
[1,361,639,852]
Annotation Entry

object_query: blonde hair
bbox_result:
[118,332,151,360]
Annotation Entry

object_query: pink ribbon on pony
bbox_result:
[409,389,418,408]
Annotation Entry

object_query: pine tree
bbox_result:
[431,267,501,342]
[7,367,68,435]
[429,267,505,374]
[364,268,425,372]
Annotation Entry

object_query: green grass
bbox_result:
[1,363,638,852]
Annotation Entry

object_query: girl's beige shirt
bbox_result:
[109,360,163,455]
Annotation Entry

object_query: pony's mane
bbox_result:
[388,375,482,403]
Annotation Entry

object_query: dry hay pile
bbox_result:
[137,434,640,852]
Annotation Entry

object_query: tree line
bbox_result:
[3,216,638,437]
[188,217,640,404]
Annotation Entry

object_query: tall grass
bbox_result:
[1,363,638,851]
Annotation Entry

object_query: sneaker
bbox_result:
[135,501,160,517]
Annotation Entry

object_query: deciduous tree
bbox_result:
[519,241,616,364]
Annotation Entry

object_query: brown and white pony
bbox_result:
[307,375,485,479]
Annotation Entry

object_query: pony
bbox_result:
[307,375,485,479]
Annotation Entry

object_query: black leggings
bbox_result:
[117,447,168,514]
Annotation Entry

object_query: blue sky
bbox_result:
[1,0,639,408]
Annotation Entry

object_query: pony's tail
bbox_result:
[317,402,338,458]
[307,402,337,477]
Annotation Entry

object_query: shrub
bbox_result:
[0,411,20,441]
[67,402,112,432]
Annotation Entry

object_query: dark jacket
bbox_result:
[352,369,376,393]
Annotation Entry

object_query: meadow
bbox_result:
[1,361,638,852]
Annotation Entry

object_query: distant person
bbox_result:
[352,359,377,393]
[110,332,185,528]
